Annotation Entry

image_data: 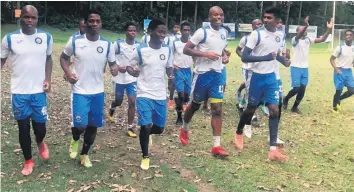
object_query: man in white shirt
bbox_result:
[126,19,174,170]
[180,6,230,158]
[330,29,354,113]
[171,21,193,126]
[235,7,290,163]
[108,23,140,138]
[60,10,119,168]
[1,5,53,176]
[283,16,333,114]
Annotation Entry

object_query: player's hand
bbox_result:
[286,48,291,59]
[67,73,78,84]
[110,65,119,77]
[327,18,334,29]
[304,16,309,27]
[205,52,221,61]
[131,68,140,77]
[224,49,231,57]
[63,73,68,81]
[173,64,180,71]
[43,79,51,92]
[284,59,291,67]
[118,66,127,73]
[222,54,229,64]
[335,68,342,75]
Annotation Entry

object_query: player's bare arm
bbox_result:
[166,67,174,79]
[295,16,309,41]
[60,52,78,84]
[108,61,119,76]
[241,47,275,63]
[126,66,140,77]
[314,18,333,43]
[330,55,341,75]
[183,41,220,61]
[43,55,53,92]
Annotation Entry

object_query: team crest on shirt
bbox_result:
[75,115,82,123]
[97,46,104,53]
[221,34,226,40]
[275,36,281,42]
[35,37,43,44]
[160,54,166,60]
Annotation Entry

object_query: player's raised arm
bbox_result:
[314,18,333,43]
[241,31,275,63]
[183,28,220,60]
[295,16,309,42]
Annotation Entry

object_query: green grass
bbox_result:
[1,24,354,192]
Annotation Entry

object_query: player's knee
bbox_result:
[183,94,190,103]
[84,126,98,144]
[245,105,257,114]
[268,105,279,118]
[293,87,301,93]
[190,101,201,111]
[115,98,124,106]
[348,87,354,95]
[128,99,136,108]
[152,124,164,134]
[211,103,222,117]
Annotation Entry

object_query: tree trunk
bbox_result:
[297,1,302,25]
[194,1,198,30]
[273,1,276,6]
[89,1,92,10]
[323,1,328,26]
[235,1,239,21]
[260,1,263,19]
[44,1,47,25]
[119,2,123,18]
[180,1,183,23]
[150,1,153,10]
[166,1,170,28]
[285,1,291,30]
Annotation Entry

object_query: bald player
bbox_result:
[283,16,333,114]
[1,5,53,175]
[180,6,230,157]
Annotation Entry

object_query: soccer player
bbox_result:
[235,19,263,138]
[126,20,174,170]
[330,29,354,113]
[108,23,140,137]
[234,7,290,162]
[172,23,181,39]
[72,18,86,38]
[1,5,52,175]
[171,21,193,125]
[60,10,119,168]
[283,16,333,114]
[179,6,230,157]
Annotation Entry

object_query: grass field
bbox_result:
[1,24,354,192]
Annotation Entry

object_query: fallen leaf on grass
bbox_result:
[256,186,271,191]
[37,173,45,178]
[207,179,213,183]
[17,180,28,184]
[150,165,159,168]
[69,180,77,185]
[13,149,21,153]
[143,176,153,180]
[131,173,137,178]
[302,183,310,188]
[66,189,74,192]
[194,179,201,183]
[316,180,323,186]
[154,173,163,178]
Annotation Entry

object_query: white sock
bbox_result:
[213,136,221,147]
[183,122,190,131]
[270,146,277,151]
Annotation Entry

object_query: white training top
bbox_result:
[63,34,115,94]
[1,29,53,94]
[275,28,287,80]
[190,24,228,74]
[171,40,193,68]
[129,43,172,100]
[332,43,354,69]
[238,35,249,69]
[112,39,140,84]
[291,36,315,68]
[245,27,284,74]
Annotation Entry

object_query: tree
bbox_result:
[298,1,302,25]
[285,1,291,30]
[194,1,198,30]
[260,1,263,19]
[44,1,47,25]
[166,1,169,27]
[180,1,183,23]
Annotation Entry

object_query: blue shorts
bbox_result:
[277,79,283,98]
[136,97,167,127]
[191,71,224,103]
[247,72,279,106]
[72,93,104,128]
[334,68,354,90]
[291,67,309,87]
[115,82,137,101]
[174,68,192,95]
[12,92,48,122]
[222,67,227,85]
